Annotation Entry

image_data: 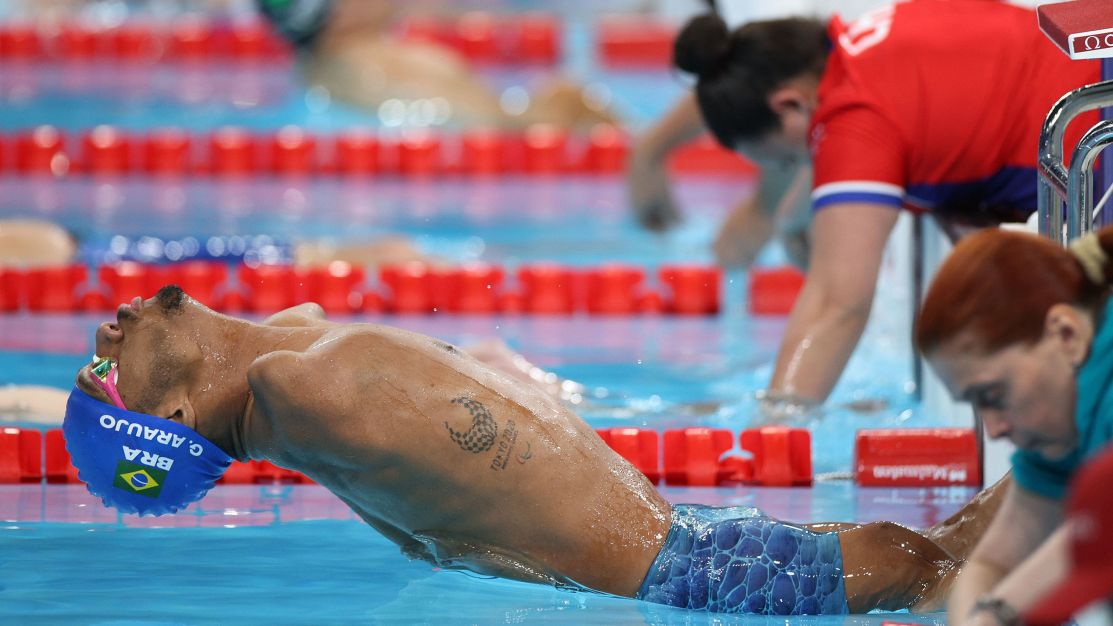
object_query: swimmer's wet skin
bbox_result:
[64,287,1001,615]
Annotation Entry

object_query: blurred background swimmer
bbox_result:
[257,0,616,130]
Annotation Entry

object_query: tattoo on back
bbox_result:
[445,397,498,453]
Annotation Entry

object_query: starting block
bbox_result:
[855,428,980,487]
[1038,0,1113,60]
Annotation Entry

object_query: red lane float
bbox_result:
[98,262,158,307]
[144,128,192,175]
[518,264,577,314]
[0,24,43,60]
[208,127,257,176]
[586,264,644,315]
[659,265,720,315]
[397,133,443,177]
[110,24,160,61]
[523,124,570,174]
[0,427,42,483]
[855,428,980,487]
[1,427,979,488]
[0,261,723,317]
[15,125,68,175]
[45,429,81,484]
[0,128,759,177]
[583,123,629,174]
[663,428,744,486]
[741,427,813,487]
[220,460,311,485]
[442,264,504,314]
[399,13,559,65]
[0,269,25,311]
[270,126,318,176]
[81,125,132,175]
[460,131,507,176]
[0,15,562,65]
[239,264,299,313]
[304,262,365,314]
[596,428,660,483]
[24,265,86,312]
[380,262,436,314]
[333,130,380,175]
[163,261,227,308]
[597,18,675,68]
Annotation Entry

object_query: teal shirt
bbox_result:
[1012,301,1113,500]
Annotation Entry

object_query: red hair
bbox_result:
[916,226,1113,355]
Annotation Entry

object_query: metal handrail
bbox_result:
[1037,80,1113,242]
[1067,120,1113,240]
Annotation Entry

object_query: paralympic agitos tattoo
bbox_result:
[445,397,498,453]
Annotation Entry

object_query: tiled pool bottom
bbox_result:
[0,483,972,625]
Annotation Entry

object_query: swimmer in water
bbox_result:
[65,284,1008,614]
[257,0,616,131]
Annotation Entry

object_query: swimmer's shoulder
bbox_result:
[261,302,334,328]
[246,345,370,449]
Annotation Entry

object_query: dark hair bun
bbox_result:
[674,13,731,76]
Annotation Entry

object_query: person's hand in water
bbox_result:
[752,390,822,426]
[752,390,889,426]
[627,154,682,231]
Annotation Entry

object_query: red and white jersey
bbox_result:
[809,0,1101,223]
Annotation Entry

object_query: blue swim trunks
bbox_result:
[636,505,849,615]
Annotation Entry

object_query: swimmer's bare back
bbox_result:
[242,317,672,596]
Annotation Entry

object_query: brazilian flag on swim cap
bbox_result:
[113,461,167,498]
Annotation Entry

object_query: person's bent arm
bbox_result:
[627,93,705,230]
[767,202,898,404]
[713,159,811,269]
[948,483,1063,625]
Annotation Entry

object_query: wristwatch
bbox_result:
[970,596,1021,626]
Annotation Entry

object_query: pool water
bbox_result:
[0,3,966,623]
[0,483,972,625]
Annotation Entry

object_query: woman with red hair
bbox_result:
[917,226,1113,626]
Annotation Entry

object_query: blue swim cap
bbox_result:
[63,387,233,516]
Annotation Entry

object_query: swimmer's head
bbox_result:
[68,285,236,515]
[75,285,228,449]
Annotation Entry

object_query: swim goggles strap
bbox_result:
[90,356,127,410]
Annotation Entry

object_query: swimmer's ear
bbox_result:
[159,388,197,430]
